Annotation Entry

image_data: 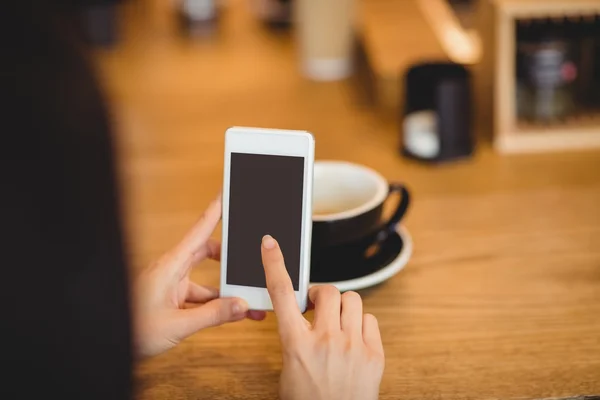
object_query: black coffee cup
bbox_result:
[310,161,410,283]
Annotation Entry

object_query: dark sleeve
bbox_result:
[0,2,133,399]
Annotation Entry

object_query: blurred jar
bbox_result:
[592,15,600,107]
[179,0,219,36]
[516,20,578,122]
[249,0,293,28]
[294,0,356,81]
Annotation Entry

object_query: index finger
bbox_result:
[261,235,306,335]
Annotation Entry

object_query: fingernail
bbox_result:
[232,300,248,316]
[262,235,276,249]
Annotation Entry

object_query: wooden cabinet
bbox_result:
[475,0,600,153]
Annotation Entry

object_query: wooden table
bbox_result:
[97,0,600,398]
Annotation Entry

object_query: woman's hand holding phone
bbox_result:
[133,195,266,359]
[261,235,385,400]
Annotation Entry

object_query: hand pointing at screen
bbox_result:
[261,235,385,400]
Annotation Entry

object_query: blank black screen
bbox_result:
[226,153,305,290]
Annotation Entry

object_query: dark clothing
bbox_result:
[1,1,132,399]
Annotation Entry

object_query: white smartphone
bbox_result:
[220,126,315,312]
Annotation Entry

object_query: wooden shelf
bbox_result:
[518,111,600,128]
[493,0,600,18]
[477,0,600,153]
[499,114,600,153]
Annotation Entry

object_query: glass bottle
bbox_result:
[179,0,219,36]
[516,18,578,122]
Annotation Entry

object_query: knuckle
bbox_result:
[207,301,237,326]
[363,313,378,325]
[320,285,341,299]
[343,337,356,354]
[316,331,343,350]
[369,350,385,368]
[206,306,223,326]
[363,353,385,376]
[316,332,334,348]
[269,280,291,297]
[342,290,361,303]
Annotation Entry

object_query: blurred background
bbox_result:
[68,0,600,398]
[81,0,600,270]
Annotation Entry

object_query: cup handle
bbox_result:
[359,184,410,262]
[376,183,410,241]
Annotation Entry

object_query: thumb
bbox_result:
[172,298,249,340]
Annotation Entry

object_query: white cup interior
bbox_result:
[312,161,388,221]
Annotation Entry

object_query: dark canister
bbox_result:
[401,62,473,163]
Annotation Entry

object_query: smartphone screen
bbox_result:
[226,152,305,290]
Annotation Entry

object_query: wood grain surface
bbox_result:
[96,0,600,398]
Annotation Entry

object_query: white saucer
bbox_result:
[309,225,413,292]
